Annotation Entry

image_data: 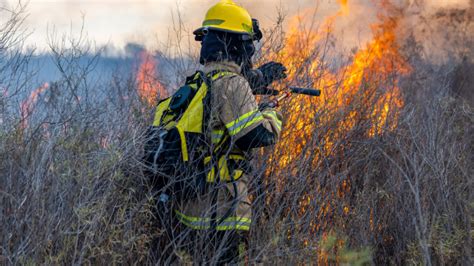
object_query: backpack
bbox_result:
[143,70,234,201]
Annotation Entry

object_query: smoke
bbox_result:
[3,0,472,62]
[276,0,474,63]
[124,43,146,57]
[4,0,374,52]
[423,0,471,11]
[397,0,474,62]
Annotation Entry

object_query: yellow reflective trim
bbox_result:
[218,155,244,182]
[228,155,244,181]
[175,210,251,231]
[225,217,251,223]
[225,110,257,128]
[204,156,215,182]
[225,110,264,136]
[211,129,225,144]
[175,210,210,222]
[231,115,264,136]
[175,210,246,224]
[217,223,250,231]
[217,156,229,182]
[175,211,210,230]
[211,71,234,80]
[204,154,245,182]
[204,157,227,183]
[233,169,243,181]
[212,134,230,155]
[228,154,245,160]
[207,167,216,182]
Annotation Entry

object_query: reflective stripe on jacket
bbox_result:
[175,61,280,231]
[175,210,251,231]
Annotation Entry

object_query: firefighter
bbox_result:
[168,0,287,264]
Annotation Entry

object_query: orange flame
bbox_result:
[337,0,349,15]
[268,0,410,169]
[136,51,167,106]
[20,83,49,129]
[264,0,411,257]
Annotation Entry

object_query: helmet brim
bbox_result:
[193,27,254,41]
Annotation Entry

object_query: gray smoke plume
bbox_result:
[398,0,473,62]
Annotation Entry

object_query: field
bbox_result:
[1,1,472,264]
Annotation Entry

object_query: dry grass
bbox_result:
[1,3,472,265]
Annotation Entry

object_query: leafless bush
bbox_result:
[242,7,472,265]
[0,2,33,128]
[0,2,472,265]
[0,7,155,264]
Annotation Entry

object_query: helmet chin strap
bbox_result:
[240,53,253,72]
[252,19,263,42]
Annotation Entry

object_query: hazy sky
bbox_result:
[1,0,350,52]
[2,0,471,53]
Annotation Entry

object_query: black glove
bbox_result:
[258,62,287,87]
[242,61,287,95]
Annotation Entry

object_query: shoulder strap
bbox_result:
[207,70,236,82]
[183,70,236,90]
[199,70,236,145]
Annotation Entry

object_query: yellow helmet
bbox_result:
[194,0,253,37]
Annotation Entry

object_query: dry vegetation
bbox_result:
[1,2,472,265]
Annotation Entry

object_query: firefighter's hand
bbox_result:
[258,61,287,87]
[242,62,287,95]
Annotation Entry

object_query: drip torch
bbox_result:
[259,87,321,110]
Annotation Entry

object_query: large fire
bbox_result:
[136,51,167,106]
[267,0,410,174]
[263,0,411,258]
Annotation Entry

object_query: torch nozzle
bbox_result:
[289,87,321,96]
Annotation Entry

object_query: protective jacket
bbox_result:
[174,61,282,231]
